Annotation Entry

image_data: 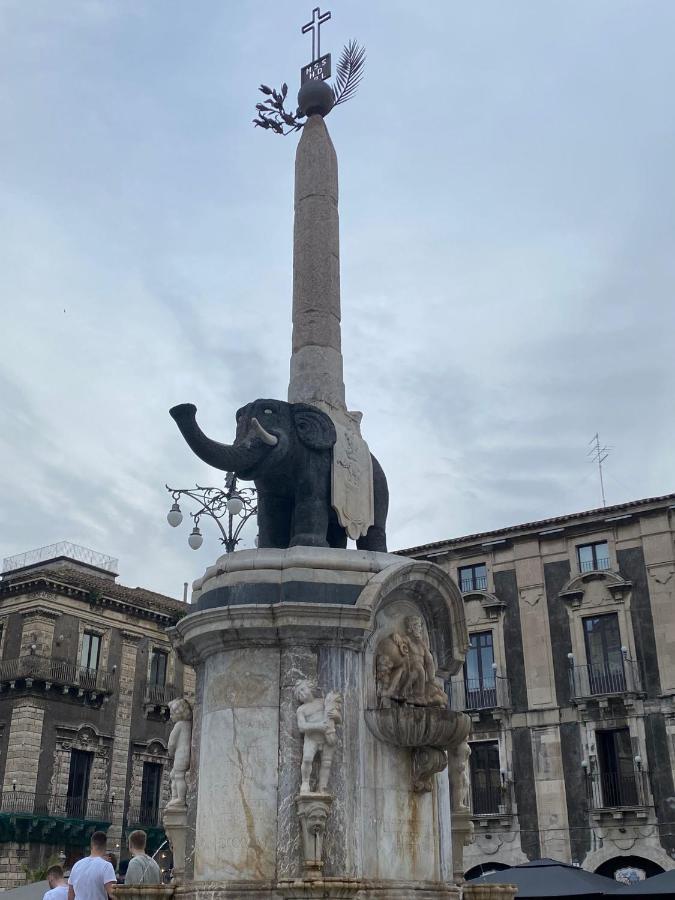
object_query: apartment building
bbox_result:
[0,542,193,887]
[402,494,675,882]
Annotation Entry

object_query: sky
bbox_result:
[1,1,674,599]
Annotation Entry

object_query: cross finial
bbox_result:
[302,7,331,62]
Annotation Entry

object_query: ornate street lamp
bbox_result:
[165,473,257,553]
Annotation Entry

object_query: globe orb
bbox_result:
[297,79,334,118]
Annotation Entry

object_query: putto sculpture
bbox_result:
[294,678,342,794]
[166,697,192,808]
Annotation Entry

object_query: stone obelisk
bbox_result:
[288,110,375,541]
[288,113,345,413]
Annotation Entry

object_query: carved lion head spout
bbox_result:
[375,617,448,709]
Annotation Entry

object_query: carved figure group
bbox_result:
[376,616,448,708]
[294,679,342,793]
[166,697,192,809]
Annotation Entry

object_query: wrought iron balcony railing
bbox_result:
[579,557,611,573]
[142,682,178,707]
[569,660,641,699]
[460,574,488,593]
[471,784,510,816]
[0,790,113,822]
[127,802,162,827]
[0,655,115,694]
[449,676,510,712]
[588,770,647,810]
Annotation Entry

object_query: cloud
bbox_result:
[1,1,673,594]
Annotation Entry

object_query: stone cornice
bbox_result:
[171,603,373,665]
[20,606,61,621]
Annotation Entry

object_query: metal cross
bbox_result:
[302,7,331,62]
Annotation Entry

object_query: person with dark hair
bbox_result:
[68,831,116,900]
[44,865,68,900]
[125,830,160,885]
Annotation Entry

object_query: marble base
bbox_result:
[170,548,469,897]
[177,882,461,900]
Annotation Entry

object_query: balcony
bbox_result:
[127,802,161,828]
[588,770,649,813]
[471,784,511,818]
[0,791,112,844]
[579,557,611,574]
[460,574,488,593]
[449,676,510,713]
[142,681,178,714]
[0,655,115,699]
[569,660,641,700]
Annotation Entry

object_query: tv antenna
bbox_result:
[588,433,611,507]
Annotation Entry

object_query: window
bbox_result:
[150,649,168,687]
[470,741,501,814]
[66,749,92,818]
[80,632,101,671]
[583,613,625,694]
[459,563,487,593]
[597,728,639,807]
[463,631,496,709]
[577,541,610,573]
[140,762,163,825]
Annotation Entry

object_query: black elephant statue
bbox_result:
[170,399,389,551]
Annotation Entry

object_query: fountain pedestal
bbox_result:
[169,548,469,899]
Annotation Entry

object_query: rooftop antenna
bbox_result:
[588,433,611,507]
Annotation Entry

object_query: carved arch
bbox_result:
[358,559,469,677]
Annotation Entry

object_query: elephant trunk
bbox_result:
[169,403,264,474]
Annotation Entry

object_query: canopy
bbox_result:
[469,857,618,898]
[0,882,49,900]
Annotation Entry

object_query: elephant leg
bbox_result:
[357,525,387,553]
[327,512,347,549]
[256,491,292,549]
[290,455,331,547]
[290,497,329,547]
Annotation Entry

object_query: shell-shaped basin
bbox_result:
[364,704,469,749]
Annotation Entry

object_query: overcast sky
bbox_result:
[1,1,673,598]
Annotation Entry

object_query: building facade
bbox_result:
[0,543,193,888]
[402,494,675,882]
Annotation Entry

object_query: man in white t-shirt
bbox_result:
[68,831,116,900]
[43,865,68,900]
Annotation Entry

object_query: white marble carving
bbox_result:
[294,678,342,794]
[166,697,192,809]
[295,793,333,881]
[375,615,448,707]
[449,740,471,811]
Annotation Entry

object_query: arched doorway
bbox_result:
[465,862,511,880]
[595,855,665,882]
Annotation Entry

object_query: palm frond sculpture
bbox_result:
[332,40,366,107]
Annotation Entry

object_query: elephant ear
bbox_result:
[291,404,337,451]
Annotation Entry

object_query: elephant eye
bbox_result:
[263,408,273,415]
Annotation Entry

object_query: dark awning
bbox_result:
[469,857,618,897]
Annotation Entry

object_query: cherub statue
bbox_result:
[294,679,342,794]
[166,697,192,808]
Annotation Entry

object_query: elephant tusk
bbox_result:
[251,417,278,446]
